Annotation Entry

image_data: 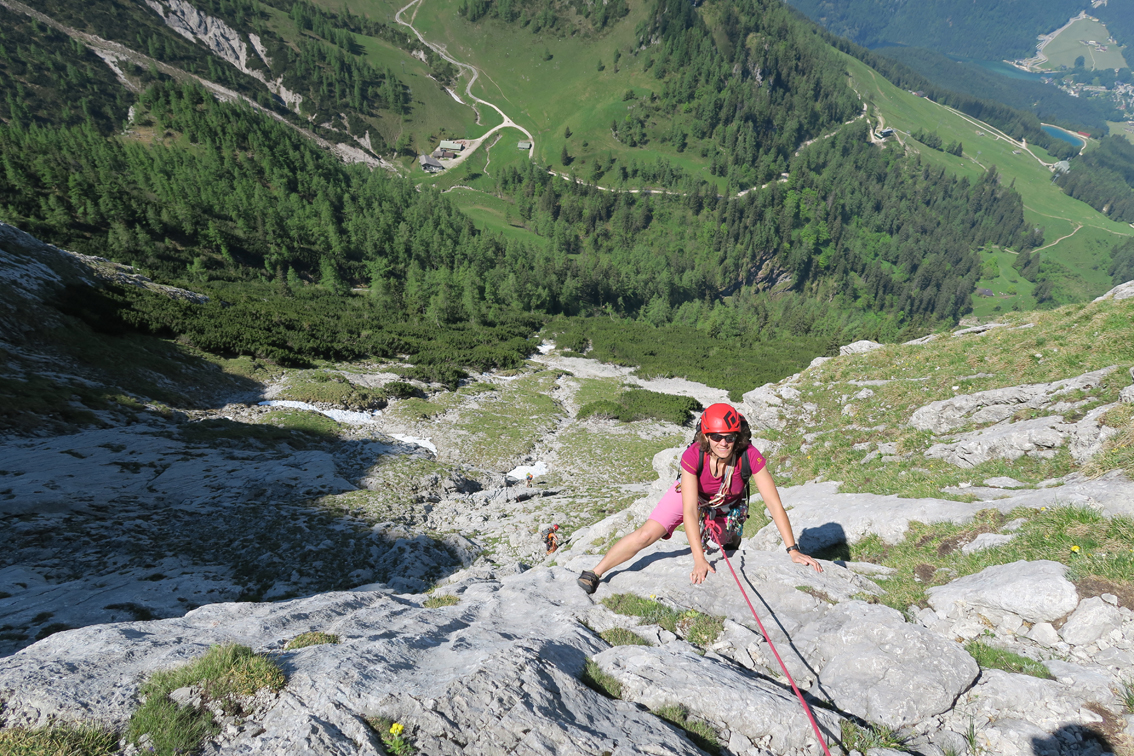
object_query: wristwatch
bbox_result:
[786,545,800,554]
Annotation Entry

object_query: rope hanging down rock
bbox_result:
[703,519,834,756]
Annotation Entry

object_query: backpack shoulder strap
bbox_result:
[739,447,751,480]
[676,447,707,480]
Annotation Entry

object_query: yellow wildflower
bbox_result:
[1071,545,1080,553]
[390,723,404,736]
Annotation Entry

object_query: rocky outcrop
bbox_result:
[0,221,208,309]
[839,339,884,356]
[144,0,304,111]
[909,366,1116,434]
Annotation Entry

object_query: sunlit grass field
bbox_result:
[1038,17,1129,71]
[330,0,730,191]
[844,55,1133,308]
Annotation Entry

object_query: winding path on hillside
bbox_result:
[395,0,534,171]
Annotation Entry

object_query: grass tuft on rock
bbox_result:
[598,627,651,646]
[965,640,1053,679]
[127,644,286,756]
[581,658,622,699]
[285,631,340,650]
[1120,679,1134,713]
[422,594,460,608]
[653,704,720,754]
[839,719,909,752]
[600,594,724,646]
[0,724,118,756]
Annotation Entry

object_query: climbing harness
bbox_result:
[540,524,560,554]
[680,453,751,551]
[702,518,834,756]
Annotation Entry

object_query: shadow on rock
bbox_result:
[1030,722,1116,756]
[0,429,476,657]
[798,521,849,560]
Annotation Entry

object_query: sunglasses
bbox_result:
[707,433,737,443]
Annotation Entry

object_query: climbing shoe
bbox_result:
[577,570,599,595]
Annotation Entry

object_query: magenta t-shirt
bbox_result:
[679,443,766,506]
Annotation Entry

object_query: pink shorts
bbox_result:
[648,483,727,539]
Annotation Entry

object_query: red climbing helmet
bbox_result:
[700,403,742,434]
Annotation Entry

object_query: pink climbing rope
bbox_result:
[703,519,833,756]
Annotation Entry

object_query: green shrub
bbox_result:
[578,390,700,425]
[127,644,286,756]
[383,381,420,399]
[577,399,627,421]
[619,389,700,425]
[285,632,340,650]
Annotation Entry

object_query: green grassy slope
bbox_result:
[257,0,488,164]
[326,0,731,190]
[845,55,1133,312]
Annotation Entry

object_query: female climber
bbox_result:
[577,402,821,594]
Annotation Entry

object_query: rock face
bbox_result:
[595,642,844,753]
[5,535,1133,755]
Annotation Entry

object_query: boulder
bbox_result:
[952,323,1006,336]
[1044,660,1119,705]
[741,383,787,432]
[795,602,979,728]
[840,340,884,356]
[962,669,1100,733]
[1026,622,1061,647]
[926,561,1079,624]
[960,533,1016,555]
[1058,596,1123,646]
[747,481,999,549]
[1062,404,1121,463]
[924,404,1120,468]
[908,367,1116,434]
[1092,280,1134,302]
